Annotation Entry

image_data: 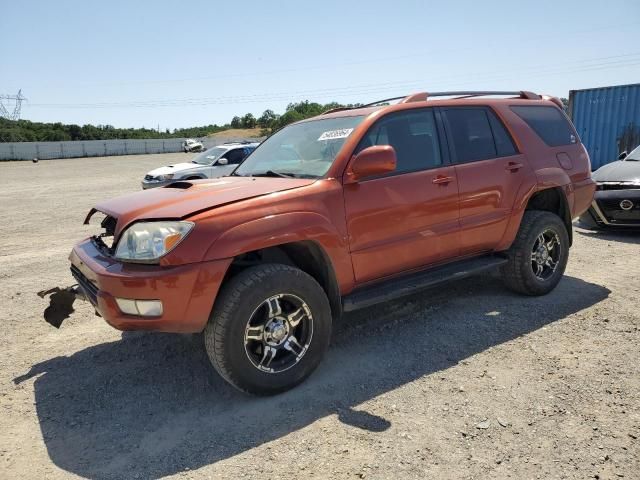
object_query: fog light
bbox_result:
[115,298,138,315]
[135,300,163,316]
[115,298,163,317]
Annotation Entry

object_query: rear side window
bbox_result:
[357,109,442,174]
[443,108,497,162]
[511,105,576,147]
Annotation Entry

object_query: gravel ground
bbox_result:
[0,154,638,480]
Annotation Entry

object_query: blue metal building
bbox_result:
[568,83,640,171]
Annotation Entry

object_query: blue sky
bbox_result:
[1,0,639,129]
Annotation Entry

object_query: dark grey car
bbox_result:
[579,145,640,228]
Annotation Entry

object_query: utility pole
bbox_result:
[0,90,26,120]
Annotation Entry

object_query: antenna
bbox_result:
[0,89,26,120]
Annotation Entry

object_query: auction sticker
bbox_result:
[317,128,354,141]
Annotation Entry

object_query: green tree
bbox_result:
[258,109,277,128]
[241,113,257,129]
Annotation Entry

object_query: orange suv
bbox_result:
[57,91,596,394]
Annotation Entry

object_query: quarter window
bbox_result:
[510,105,576,147]
[487,110,517,157]
[357,109,442,173]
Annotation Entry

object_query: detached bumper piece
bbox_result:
[37,285,87,328]
[586,189,640,227]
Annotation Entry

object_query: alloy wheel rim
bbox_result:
[244,293,313,373]
[531,229,561,281]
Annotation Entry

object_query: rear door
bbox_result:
[441,106,530,255]
[343,108,460,283]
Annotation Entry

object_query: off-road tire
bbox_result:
[501,210,570,296]
[204,264,332,395]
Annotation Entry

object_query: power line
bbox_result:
[24,53,640,110]
[25,21,639,90]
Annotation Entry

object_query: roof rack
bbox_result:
[364,90,542,106]
[421,91,540,100]
[322,91,541,115]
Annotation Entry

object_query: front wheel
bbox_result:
[501,210,570,296]
[204,264,332,395]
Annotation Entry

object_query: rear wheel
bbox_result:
[501,211,569,296]
[204,264,332,395]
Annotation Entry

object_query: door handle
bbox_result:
[505,162,523,172]
[432,175,454,185]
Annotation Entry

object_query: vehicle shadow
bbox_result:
[575,226,640,245]
[15,275,609,479]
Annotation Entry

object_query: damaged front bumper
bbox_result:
[40,237,230,332]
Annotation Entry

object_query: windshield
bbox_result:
[191,147,228,165]
[627,145,640,161]
[233,115,365,178]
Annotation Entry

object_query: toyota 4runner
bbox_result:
[49,90,596,395]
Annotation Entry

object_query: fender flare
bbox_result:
[497,167,573,250]
[202,211,355,291]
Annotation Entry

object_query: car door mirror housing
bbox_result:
[618,151,628,160]
[218,158,228,165]
[345,145,397,183]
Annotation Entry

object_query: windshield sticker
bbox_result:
[317,128,354,141]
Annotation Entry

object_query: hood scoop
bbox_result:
[164,181,193,189]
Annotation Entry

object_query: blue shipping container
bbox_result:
[569,83,640,171]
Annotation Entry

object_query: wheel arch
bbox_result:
[221,240,343,321]
[498,184,574,251]
[524,187,573,245]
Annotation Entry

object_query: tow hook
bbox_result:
[37,285,86,328]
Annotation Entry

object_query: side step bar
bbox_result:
[342,255,508,312]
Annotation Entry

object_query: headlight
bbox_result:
[156,174,174,181]
[114,221,194,262]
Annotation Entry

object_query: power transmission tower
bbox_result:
[0,89,26,120]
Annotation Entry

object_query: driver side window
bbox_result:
[223,148,245,165]
[356,109,443,174]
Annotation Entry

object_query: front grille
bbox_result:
[144,174,154,181]
[598,182,640,191]
[70,265,99,306]
[596,196,640,224]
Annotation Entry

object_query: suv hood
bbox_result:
[593,160,640,183]
[147,162,205,176]
[89,176,316,237]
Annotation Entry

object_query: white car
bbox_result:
[142,142,259,189]
[182,138,205,153]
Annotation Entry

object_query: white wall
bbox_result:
[0,137,263,161]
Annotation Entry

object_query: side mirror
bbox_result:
[217,158,228,165]
[618,151,628,160]
[344,145,396,183]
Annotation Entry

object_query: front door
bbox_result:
[343,108,460,284]
[210,148,247,177]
